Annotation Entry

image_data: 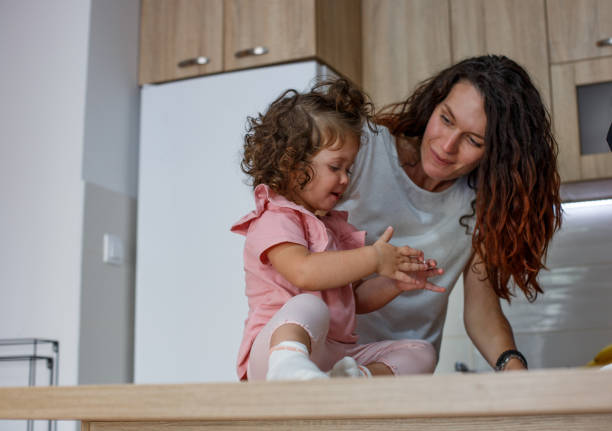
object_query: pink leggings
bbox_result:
[247,294,437,380]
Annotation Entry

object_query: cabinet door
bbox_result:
[551,57,612,182]
[362,0,451,108]
[450,0,550,108]
[139,0,223,84]
[314,0,362,86]
[224,0,316,72]
[547,0,612,64]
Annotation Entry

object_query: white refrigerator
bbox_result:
[135,61,334,383]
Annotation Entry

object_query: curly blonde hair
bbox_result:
[241,78,374,198]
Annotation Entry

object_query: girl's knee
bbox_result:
[416,342,437,372]
[388,340,437,375]
[284,294,330,320]
[409,341,437,373]
[275,294,330,345]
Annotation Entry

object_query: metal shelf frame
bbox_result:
[0,338,59,431]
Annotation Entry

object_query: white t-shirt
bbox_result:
[338,125,475,354]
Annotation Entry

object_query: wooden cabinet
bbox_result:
[224,0,316,72]
[546,0,612,182]
[362,0,611,183]
[362,0,550,109]
[362,0,452,109]
[551,57,612,182]
[450,0,551,108]
[547,0,612,64]
[139,0,362,85]
[139,0,223,84]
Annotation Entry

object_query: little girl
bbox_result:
[231,79,444,381]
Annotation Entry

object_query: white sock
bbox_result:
[266,341,329,381]
[328,356,372,378]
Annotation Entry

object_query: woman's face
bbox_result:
[419,80,487,190]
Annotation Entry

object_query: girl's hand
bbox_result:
[372,226,429,282]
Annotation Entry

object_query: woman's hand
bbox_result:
[372,226,429,282]
[354,260,445,314]
[394,259,445,293]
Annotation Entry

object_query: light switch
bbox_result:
[103,233,124,266]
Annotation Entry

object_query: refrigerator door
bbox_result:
[135,61,331,383]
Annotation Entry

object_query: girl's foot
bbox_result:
[266,341,328,380]
[328,356,372,377]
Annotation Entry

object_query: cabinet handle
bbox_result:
[177,56,210,68]
[596,37,612,47]
[234,46,269,58]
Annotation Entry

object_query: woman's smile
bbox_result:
[429,146,453,167]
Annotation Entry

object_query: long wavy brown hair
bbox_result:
[241,78,373,199]
[377,55,562,302]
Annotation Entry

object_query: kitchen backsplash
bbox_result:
[437,198,612,373]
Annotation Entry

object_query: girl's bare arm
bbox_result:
[266,226,425,291]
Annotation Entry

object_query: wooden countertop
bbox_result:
[0,368,611,422]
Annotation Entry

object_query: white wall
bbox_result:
[0,0,91,389]
[0,0,141,399]
[82,0,140,198]
[78,0,140,385]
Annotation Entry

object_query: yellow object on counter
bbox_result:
[586,343,612,367]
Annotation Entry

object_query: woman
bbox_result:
[339,55,562,371]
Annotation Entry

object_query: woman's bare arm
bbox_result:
[463,252,526,370]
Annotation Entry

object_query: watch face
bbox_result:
[607,121,612,151]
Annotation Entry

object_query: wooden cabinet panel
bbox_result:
[2,370,612,429]
[224,0,361,85]
[547,0,612,64]
[140,0,223,84]
[362,0,451,109]
[86,415,612,431]
[551,57,612,182]
[140,0,361,86]
[315,0,362,87]
[223,0,316,71]
[450,0,551,108]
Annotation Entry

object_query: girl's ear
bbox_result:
[292,162,315,189]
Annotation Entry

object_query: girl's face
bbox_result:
[293,133,359,213]
[419,80,487,191]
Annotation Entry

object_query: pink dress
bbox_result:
[231,184,365,380]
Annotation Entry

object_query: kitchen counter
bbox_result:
[1,368,611,430]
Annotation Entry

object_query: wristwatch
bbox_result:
[495,349,528,371]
